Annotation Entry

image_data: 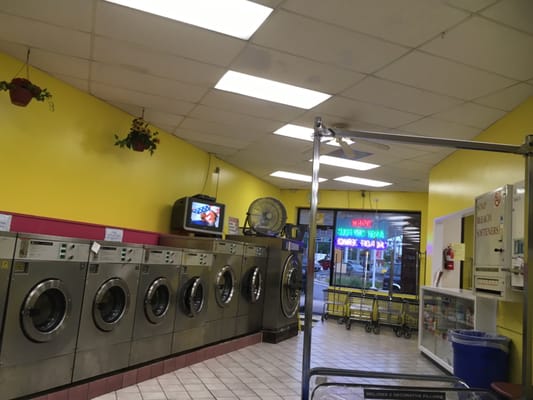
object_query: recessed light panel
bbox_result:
[270,171,327,183]
[104,0,272,40]
[274,124,357,147]
[319,155,378,171]
[216,71,331,109]
[334,176,392,188]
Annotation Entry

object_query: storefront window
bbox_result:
[298,208,421,295]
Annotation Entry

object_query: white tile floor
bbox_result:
[93,317,445,400]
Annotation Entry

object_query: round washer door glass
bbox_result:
[21,279,72,343]
[247,266,263,304]
[215,265,235,307]
[144,277,171,324]
[281,253,302,318]
[183,277,205,317]
[93,278,130,332]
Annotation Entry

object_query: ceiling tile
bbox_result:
[421,16,533,80]
[0,13,91,58]
[93,37,225,87]
[94,1,246,67]
[482,0,533,35]
[0,40,90,80]
[200,89,306,122]
[474,83,533,111]
[90,82,196,116]
[444,0,499,12]
[187,140,240,157]
[90,62,208,103]
[314,96,423,128]
[179,117,266,142]
[52,73,89,92]
[189,105,281,133]
[282,0,469,47]
[251,10,408,74]
[400,117,482,139]
[433,102,506,129]
[174,129,249,150]
[230,44,365,94]
[376,51,516,100]
[0,0,93,31]
[343,77,463,115]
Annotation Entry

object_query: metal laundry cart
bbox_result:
[308,368,498,400]
[344,291,378,332]
[301,116,533,399]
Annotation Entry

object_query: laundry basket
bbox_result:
[450,329,510,390]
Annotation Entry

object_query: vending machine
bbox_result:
[473,184,522,302]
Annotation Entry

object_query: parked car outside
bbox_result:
[382,264,402,291]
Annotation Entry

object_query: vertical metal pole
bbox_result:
[301,123,321,400]
[523,135,533,399]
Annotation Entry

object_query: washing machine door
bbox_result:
[281,253,302,318]
[215,265,235,307]
[93,278,130,332]
[246,266,263,304]
[144,277,171,324]
[183,277,205,317]
[21,279,72,343]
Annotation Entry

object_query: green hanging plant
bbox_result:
[114,117,160,155]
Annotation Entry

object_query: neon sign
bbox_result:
[336,237,386,249]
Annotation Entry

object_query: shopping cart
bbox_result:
[396,299,419,339]
[321,288,347,322]
[309,367,498,400]
[375,295,403,335]
[345,292,379,333]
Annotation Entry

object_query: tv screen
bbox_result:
[171,196,225,236]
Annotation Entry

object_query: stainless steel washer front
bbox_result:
[73,242,142,382]
[130,246,182,366]
[235,244,267,336]
[0,233,90,399]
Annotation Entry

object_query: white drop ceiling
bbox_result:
[1,0,532,192]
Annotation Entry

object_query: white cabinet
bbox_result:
[418,286,497,372]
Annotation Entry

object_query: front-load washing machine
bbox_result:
[73,241,142,382]
[228,236,303,343]
[0,231,16,339]
[129,245,182,366]
[171,249,213,354]
[160,235,243,345]
[235,244,267,336]
[0,233,90,399]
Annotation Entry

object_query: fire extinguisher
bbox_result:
[443,245,454,270]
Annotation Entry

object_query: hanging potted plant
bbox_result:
[0,50,53,107]
[0,77,52,107]
[114,117,160,155]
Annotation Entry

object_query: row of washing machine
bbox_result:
[0,232,303,399]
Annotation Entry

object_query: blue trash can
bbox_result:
[450,329,510,390]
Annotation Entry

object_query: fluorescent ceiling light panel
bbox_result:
[334,176,392,188]
[319,155,378,171]
[104,0,272,40]
[274,124,314,141]
[270,171,327,183]
[274,124,355,146]
[216,71,331,109]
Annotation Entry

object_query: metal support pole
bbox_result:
[522,135,533,399]
[301,119,321,400]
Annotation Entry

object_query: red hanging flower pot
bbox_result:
[9,85,33,106]
[0,77,52,107]
[131,138,147,152]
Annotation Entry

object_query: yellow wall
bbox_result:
[0,52,279,233]
[426,96,533,383]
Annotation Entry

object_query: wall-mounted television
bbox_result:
[171,196,225,236]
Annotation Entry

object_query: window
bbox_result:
[298,208,421,295]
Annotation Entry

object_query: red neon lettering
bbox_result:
[351,219,373,228]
